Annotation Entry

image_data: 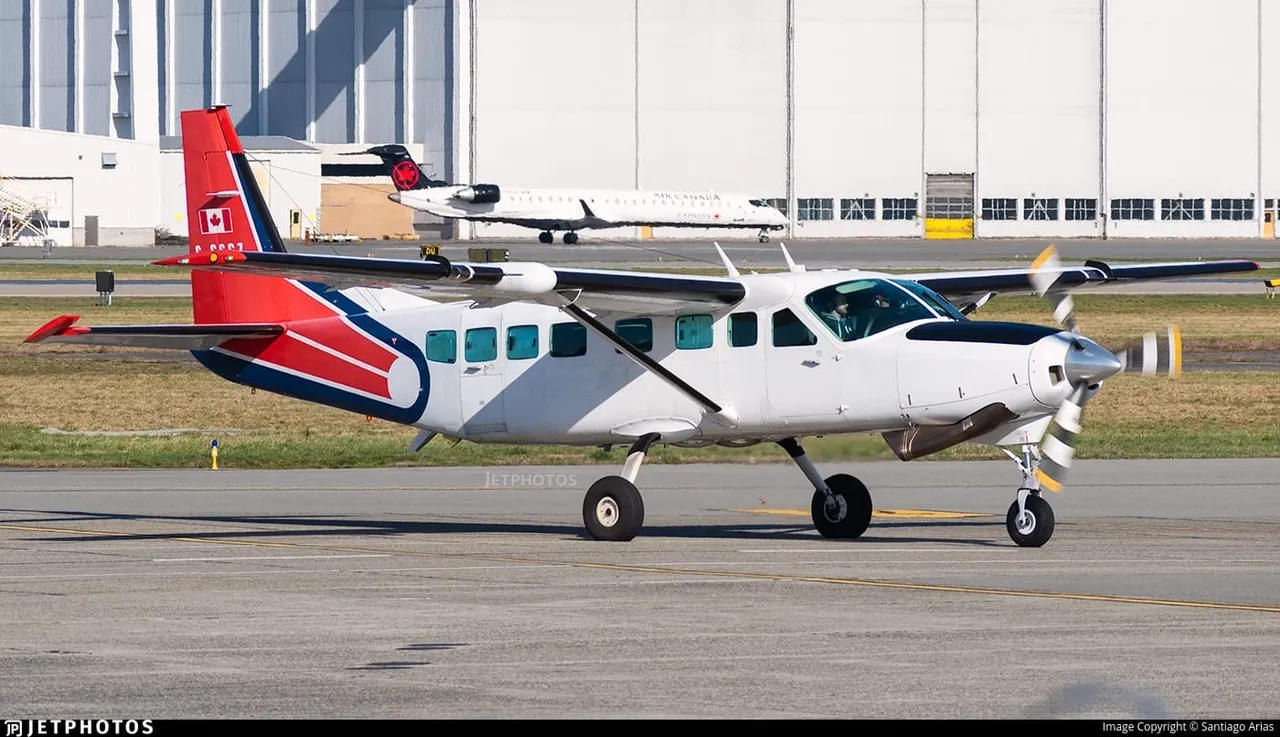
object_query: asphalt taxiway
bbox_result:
[2,459,1279,719]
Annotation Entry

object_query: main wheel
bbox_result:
[810,473,873,539]
[563,232,579,244]
[538,231,553,244]
[1006,493,1055,547]
[583,475,645,542]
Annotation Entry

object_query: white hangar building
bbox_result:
[460,0,1280,240]
[1,0,1278,244]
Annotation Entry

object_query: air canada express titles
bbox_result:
[1102,723,1276,735]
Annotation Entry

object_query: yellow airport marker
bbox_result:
[1265,278,1279,299]
[210,438,219,470]
[730,508,990,520]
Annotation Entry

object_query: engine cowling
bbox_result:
[453,184,501,204]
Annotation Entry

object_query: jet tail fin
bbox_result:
[362,145,451,191]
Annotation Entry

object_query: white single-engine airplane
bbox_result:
[27,107,1260,547]
[356,144,789,244]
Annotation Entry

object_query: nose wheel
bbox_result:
[1001,444,1056,547]
[1006,491,1054,547]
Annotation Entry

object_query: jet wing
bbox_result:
[25,314,284,350]
[900,258,1260,304]
[152,252,747,315]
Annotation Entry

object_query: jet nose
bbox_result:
[388,192,401,203]
[1063,337,1123,385]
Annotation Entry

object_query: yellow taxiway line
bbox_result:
[730,508,991,520]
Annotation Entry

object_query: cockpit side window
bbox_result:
[804,278,941,342]
[749,199,768,207]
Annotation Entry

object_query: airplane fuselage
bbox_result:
[390,186,789,234]
[193,271,1081,450]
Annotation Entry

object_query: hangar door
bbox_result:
[924,173,974,240]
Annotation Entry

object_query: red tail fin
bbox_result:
[181,107,336,325]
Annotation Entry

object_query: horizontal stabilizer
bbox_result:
[25,315,283,350]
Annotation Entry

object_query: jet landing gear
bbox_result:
[1000,444,1055,548]
[537,231,578,244]
[758,228,771,243]
[777,438,873,539]
[582,432,658,541]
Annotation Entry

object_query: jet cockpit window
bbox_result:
[749,199,769,207]
[804,278,941,342]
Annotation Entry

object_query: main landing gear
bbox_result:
[537,231,578,244]
[1000,443,1055,548]
[581,434,876,542]
[582,432,658,541]
[778,438,873,539]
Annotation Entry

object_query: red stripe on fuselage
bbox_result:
[220,332,392,400]
[286,314,398,373]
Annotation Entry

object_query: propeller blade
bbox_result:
[1034,382,1091,493]
[1111,325,1183,377]
[1029,244,1079,334]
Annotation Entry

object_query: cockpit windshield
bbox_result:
[890,279,969,321]
[804,278,952,342]
[748,198,769,207]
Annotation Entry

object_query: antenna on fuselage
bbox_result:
[779,242,805,272]
[713,241,740,278]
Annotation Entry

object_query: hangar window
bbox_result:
[675,314,714,350]
[1211,198,1255,221]
[1024,198,1059,221]
[1065,198,1097,221]
[771,308,817,347]
[464,327,497,363]
[1110,198,1155,220]
[766,198,788,216]
[728,312,758,347]
[1161,198,1204,221]
[840,198,875,220]
[797,198,833,220]
[506,325,539,360]
[615,318,653,353]
[981,198,1017,220]
[882,198,918,220]
[426,330,456,364]
[550,322,587,357]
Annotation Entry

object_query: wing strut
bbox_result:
[556,300,740,429]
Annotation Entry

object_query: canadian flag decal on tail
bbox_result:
[199,207,232,235]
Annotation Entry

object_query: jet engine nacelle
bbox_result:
[453,184,501,204]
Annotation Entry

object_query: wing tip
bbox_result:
[26,315,81,343]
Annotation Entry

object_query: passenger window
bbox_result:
[550,322,587,357]
[728,312,757,347]
[464,327,497,362]
[426,330,456,363]
[772,308,817,347]
[615,318,653,353]
[506,325,539,360]
[674,314,713,350]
